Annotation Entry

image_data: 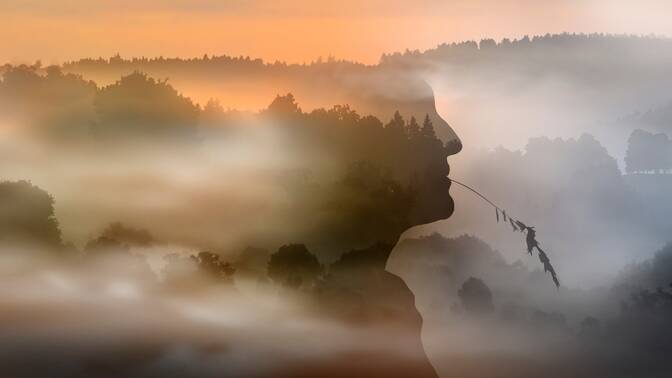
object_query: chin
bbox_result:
[432,176,454,220]
[434,194,455,222]
[410,181,454,227]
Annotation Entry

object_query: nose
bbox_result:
[445,137,463,156]
[423,83,462,156]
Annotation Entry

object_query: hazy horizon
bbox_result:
[4,2,672,377]
[3,0,672,65]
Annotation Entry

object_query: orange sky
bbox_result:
[1,0,672,64]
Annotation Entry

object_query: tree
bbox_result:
[0,180,63,249]
[330,243,393,276]
[421,114,436,139]
[235,246,270,277]
[200,98,226,127]
[407,116,420,139]
[93,72,199,139]
[385,111,406,135]
[267,244,321,288]
[458,277,494,315]
[100,222,154,247]
[193,251,236,282]
[264,93,302,117]
[625,129,672,174]
[0,65,96,138]
[320,161,415,249]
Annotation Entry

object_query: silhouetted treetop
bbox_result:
[0,180,63,249]
[101,222,154,247]
[0,65,96,138]
[330,243,393,276]
[380,33,672,67]
[625,129,672,174]
[193,251,236,282]
[264,93,302,118]
[458,277,494,315]
[0,68,454,261]
[93,72,200,139]
[267,244,322,289]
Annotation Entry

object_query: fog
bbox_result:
[416,35,672,160]
[398,35,672,287]
[3,34,672,376]
[0,247,432,378]
[0,121,312,251]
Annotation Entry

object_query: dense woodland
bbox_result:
[0,66,459,256]
[32,33,672,156]
[4,35,672,376]
[0,65,455,295]
[45,33,672,75]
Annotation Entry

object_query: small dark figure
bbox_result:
[519,225,560,288]
[524,226,538,255]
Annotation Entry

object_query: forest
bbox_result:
[4,33,672,377]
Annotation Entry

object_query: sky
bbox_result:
[1,0,672,64]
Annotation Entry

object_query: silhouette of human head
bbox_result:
[335,69,463,235]
[215,68,463,258]
[400,78,462,228]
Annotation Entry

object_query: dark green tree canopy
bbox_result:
[93,71,200,139]
[458,277,494,315]
[264,93,302,119]
[193,251,236,282]
[267,244,321,288]
[101,222,154,247]
[0,180,63,249]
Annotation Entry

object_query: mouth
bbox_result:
[444,175,453,191]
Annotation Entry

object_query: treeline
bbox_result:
[60,53,366,74]
[0,65,449,143]
[0,66,455,172]
[381,33,672,65]
[625,129,672,174]
[0,178,421,325]
[0,66,457,255]
[46,34,672,72]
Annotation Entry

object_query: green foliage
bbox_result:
[421,115,436,140]
[267,244,321,288]
[0,180,63,249]
[193,251,236,281]
[0,68,455,260]
[264,93,302,118]
[235,246,270,277]
[101,222,154,247]
[314,162,415,253]
[0,65,96,137]
[329,243,393,282]
[458,277,494,315]
[93,71,200,139]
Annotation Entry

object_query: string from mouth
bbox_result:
[449,177,504,213]
[448,177,561,289]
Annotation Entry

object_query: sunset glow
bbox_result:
[2,0,672,64]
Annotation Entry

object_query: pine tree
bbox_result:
[386,111,406,133]
[407,116,420,139]
[421,114,436,139]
